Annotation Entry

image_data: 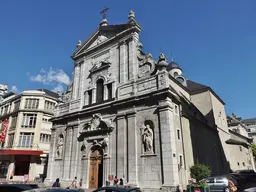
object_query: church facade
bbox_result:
[45,11,237,191]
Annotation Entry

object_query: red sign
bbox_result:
[194,188,201,192]
[0,119,8,142]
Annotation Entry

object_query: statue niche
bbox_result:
[78,113,114,140]
[56,134,64,158]
[141,120,155,154]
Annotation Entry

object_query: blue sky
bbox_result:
[0,0,255,118]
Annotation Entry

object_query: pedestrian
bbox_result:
[119,178,123,185]
[113,176,118,185]
[52,178,61,188]
[71,176,77,188]
[79,178,83,188]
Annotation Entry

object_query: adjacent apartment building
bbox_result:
[0,89,59,181]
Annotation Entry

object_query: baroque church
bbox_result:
[45,10,247,191]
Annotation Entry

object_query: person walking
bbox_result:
[71,177,77,188]
[52,178,61,188]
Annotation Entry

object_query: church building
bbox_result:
[45,10,241,191]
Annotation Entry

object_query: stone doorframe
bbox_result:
[80,141,110,189]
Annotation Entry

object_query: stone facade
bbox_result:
[45,11,237,191]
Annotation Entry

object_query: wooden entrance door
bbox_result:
[89,148,103,189]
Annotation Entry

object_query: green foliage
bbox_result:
[252,144,256,159]
[190,163,211,182]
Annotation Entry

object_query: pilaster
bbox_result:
[70,125,78,178]
[63,126,73,180]
[45,125,57,182]
[158,98,179,188]
[127,111,138,185]
[116,114,126,177]
[119,41,127,83]
[128,38,137,80]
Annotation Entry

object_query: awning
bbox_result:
[0,150,44,155]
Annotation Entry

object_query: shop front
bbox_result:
[0,149,44,181]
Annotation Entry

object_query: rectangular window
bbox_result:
[179,155,183,167]
[21,114,37,128]
[40,134,51,143]
[3,105,9,115]
[107,83,112,100]
[10,116,17,128]
[18,133,34,148]
[88,90,92,105]
[13,100,20,111]
[177,129,181,140]
[24,99,39,109]
[44,100,55,111]
[239,146,242,151]
[7,134,14,148]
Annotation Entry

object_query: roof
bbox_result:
[37,89,60,99]
[186,80,225,105]
[167,61,181,71]
[186,80,209,92]
[2,92,16,99]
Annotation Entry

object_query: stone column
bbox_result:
[158,98,179,188]
[112,82,116,99]
[45,125,57,182]
[127,111,138,185]
[92,89,96,104]
[103,85,108,101]
[84,92,88,106]
[116,115,126,177]
[63,126,73,180]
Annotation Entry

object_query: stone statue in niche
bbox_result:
[56,134,64,158]
[142,124,154,153]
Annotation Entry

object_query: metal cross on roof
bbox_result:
[100,6,109,19]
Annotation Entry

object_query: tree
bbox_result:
[190,163,211,182]
[252,144,256,159]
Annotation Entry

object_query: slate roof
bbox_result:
[167,61,181,71]
[37,89,59,99]
[186,80,209,92]
[186,80,225,105]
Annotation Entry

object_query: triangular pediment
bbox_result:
[72,23,135,58]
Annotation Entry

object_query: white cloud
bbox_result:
[52,84,64,93]
[11,86,18,93]
[30,67,70,85]
[29,67,71,93]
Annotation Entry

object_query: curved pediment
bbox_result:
[78,113,114,140]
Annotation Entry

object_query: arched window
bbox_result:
[96,79,104,103]
[174,72,178,77]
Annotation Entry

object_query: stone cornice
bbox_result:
[52,87,172,123]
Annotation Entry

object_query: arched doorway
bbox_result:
[89,146,103,189]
